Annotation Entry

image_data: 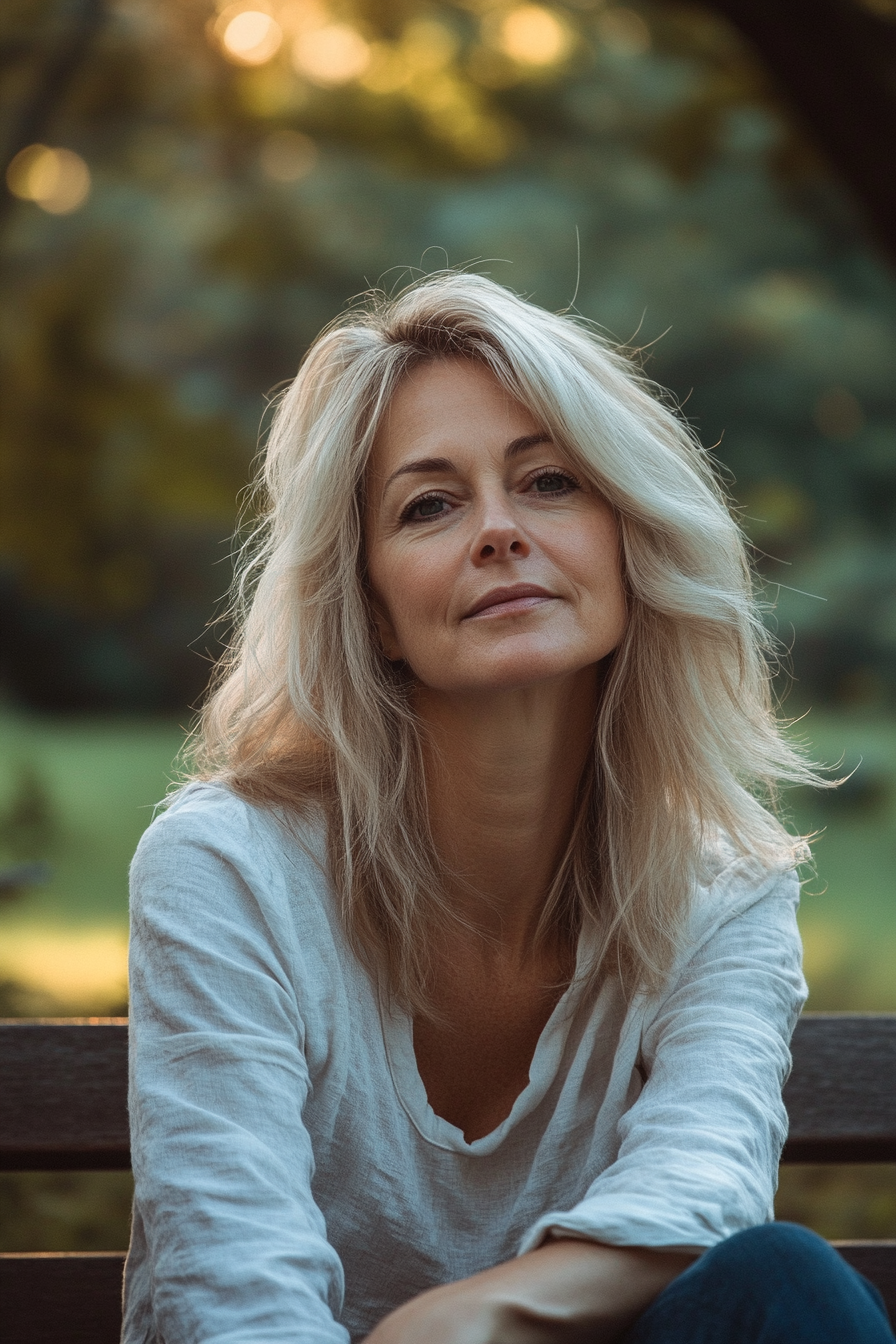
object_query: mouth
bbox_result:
[463,584,557,620]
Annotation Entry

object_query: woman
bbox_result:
[123,273,893,1344]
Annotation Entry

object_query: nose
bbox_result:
[469,495,530,566]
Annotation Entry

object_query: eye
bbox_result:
[400,492,451,523]
[528,468,581,496]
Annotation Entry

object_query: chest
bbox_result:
[412,958,571,1142]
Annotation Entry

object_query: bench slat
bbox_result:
[1,1246,892,1341]
[0,1023,129,1171]
[1,1014,894,1169]
[782,1014,896,1162]
[0,1253,126,1344]
[835,1242,896,1323]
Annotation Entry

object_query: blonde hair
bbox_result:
[190,271,818,1010]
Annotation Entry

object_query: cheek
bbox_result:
[401,545,457,616]
[564,510,623,587]
[369,548,450,650]
[564,513,627,636]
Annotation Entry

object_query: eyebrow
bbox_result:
[382,432,553,494]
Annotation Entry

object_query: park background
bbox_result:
[1,0,895,1254]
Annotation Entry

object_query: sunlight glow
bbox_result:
[5,144,91,213]
[361,20,458,95]
[0,927,128,1010]
[402,18,459,70]
[497,5,571,66]
[292,24,371,85]
[222,10,283,63]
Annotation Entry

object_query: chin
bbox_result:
[420,654,591,696]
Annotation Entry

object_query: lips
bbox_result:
[463,584,556,619]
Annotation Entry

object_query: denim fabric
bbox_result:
[624,1224,895,1344]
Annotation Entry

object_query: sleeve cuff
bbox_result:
[518,1192,759,1256]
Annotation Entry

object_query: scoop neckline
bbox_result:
[377,930,600,1156]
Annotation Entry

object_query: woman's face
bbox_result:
[365,358,627,696]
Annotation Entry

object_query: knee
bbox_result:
[633,1223,893,1344]
[707,1221,846,1282]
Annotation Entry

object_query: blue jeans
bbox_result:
[623,1223,894,1343]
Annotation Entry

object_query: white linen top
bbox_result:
[123,781,807,1344]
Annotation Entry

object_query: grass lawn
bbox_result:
[0,708,185,1013]
[785,707,896,1012]
[2,702,894,1014]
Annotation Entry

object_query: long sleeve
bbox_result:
[123,789,350,1344]
[520,863,807,1254]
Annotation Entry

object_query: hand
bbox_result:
[362,1239,698,1344]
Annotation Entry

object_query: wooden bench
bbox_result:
[1,1014,894,1342]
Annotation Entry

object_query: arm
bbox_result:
[127,788,349,1344]
[523,864,807,1252]
[367,861,805,1343]
[364,1239,696,1344]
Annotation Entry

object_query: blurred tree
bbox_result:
[0,0,104,228]
[0,0,894,709]
[5,2,896,251]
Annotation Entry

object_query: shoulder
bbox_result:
[131,780,332,929]
[135,780,325,868]
[640,831,807,1042]
[682,828,803,959]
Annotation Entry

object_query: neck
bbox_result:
[415,667,599,963]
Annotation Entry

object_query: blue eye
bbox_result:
[401,493,449,523]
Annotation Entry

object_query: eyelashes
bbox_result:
[398,491,452,524]
[398,466,583,525]
[527,466,582,495]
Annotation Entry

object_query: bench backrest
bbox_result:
[2,1013,895,1170]
[1,1013,894,1342]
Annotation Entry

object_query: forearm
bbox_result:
[484,1239,697,1341]
[364,1238,698,1344]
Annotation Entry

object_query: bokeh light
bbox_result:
[5,144,91,214]
[362,20,459,95]
[292,24,371,85]
[403,18,459,71]
[496,5,571,65]
[361,43,413,94]
[259,128,318,180]
[216,6,283,65]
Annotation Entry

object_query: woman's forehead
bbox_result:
[370,358,544,474]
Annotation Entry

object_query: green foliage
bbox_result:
[1,233,248,609]
[0,1172,133,1252]
[0,1164,891,1253]
[1,0,895,707]
[0,763,58,860]
[776,1165,896,1242]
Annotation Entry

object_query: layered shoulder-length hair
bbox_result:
[190,270,818,1011]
